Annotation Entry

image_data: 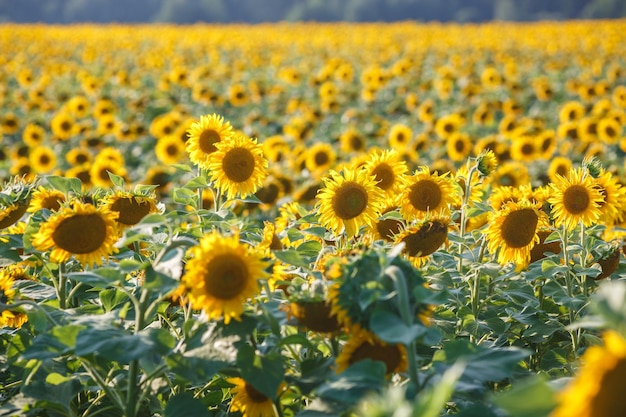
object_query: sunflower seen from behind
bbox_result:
[316,167,385,239]
[226,376,280,417]
[548,167,603,231]
[100,190,159,228]
[31,201,119,267]
[185,113,233,170]
[180,230,268,324]
[206,133,268,201]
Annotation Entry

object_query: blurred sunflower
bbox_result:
[66,95,90,119]
[206,133,268,201]
[50,111,75,141]
[89,158,128,188]
[417,98,436,124]
[226,377,279,417]
[335,326,408,375]
[186,113,233,169]
[22,123,46,147]
[31,201,119,267]
[446,132,472,162]
[29,146,57,174]
[155,134,186,165]
[484,200,550,270]
[510,136,538,163]
[339,127,366,154]
[548,167,603,230]
[181,230,268,324]
[548,157,573,184]
[387,123,412,150]
[597,117,621,144]
[229,83,248,107]
[316,167,385,239]
[434,114,463,140]
[399,166,461,221]
[0,112,20,135]
[305,142,336,177]
[362,149,408,198]
[65,164,93,189]
[101,191,159,228]
[491,161,530,189]
[0,267,28,328]
[65,147,92,166]
[552,330,626,417]
[558,100,586,123]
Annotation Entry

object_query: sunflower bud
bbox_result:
[476,150,498,177]
[583,156,603,178]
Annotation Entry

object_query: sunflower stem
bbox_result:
[57,263,67,310]
[560,225,580,358]
[125,288,149,417]
[457,163,477,274]
[386,265,420,390]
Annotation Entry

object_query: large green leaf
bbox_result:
[369,309,427,345]
[164,392,211,417]
[313,360,386,407]
[236,343,285,399]
[492,375,558,417]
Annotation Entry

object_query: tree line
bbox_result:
[0,0,625,24]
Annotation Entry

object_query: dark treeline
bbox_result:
[0,0,625,24]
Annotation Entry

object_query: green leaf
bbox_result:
[164,392,211,417]
[67,267,125,286]
[99,288,129,312]
[236,344,285,399]
[296,240,323,256]
[108,171,126,188]
[173,187,197,207]
[184,175,209,189]
[414,361,466,417]
[45,175,82,194]
[171,163,193,173]
[492,375,557,417]
[369,310,426,345]
[314,360,386,406]
[274,249,313,268]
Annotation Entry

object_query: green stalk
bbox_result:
[457,163,476,274]
[560,225,579,358]
[58,263,67,310]
[125,288,148,417]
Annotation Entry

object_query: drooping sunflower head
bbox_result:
[367,206,405,243]
[185,113,234,169]
[100,191,159,228]
[0,267,28,328]
[181,230,268,324]
[395,216,450,267]
[484,200,551,270]
[552,330,626,417]
[399,166,462,221]
[548,167,604,230]
[316,168,386,239]
[206,133,269,201]
[31,201,120,267]
[335,326,408,375]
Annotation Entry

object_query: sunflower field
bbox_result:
[1,20,626,417]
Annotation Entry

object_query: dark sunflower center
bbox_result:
[166,144,179,156]
[372,163,395,190]
[60,121,71,132]
[376,217,403,242]
[110,197,152,225]
[395,132,406,142]
[244,382,269,403]
[521,143,534,155]
[199,129,221,154]
[444,123,454,133]
[408,179,442,212]
[205,253,249,300]
[31,132,41,141]
[401,221,448,256]
[590,357,626,416]
[563,184,591,214]
[500,208,538,248]
[350,135,364,151]
[331,182,368,220]
[42,196,63,211]
[222,147,255,183]
[349,341,402,373]
[76,153,89,164]
[542,137,553,151]
[40,154,51,165]
[52,213,107,254]
[256,183,280,204]
[314,151,329,166]
[605,125,617,137]
[556,165,568,176]
[5,119,17,127]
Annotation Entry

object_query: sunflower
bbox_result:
[181,230,268,324]
[362,149,408,198]
[552,330,626,417]
[31,201,119,267]
[227,377,279,417]
[548,167,604,231]
[446,132,473,162]
[89,158,128,188]
[155,134,186,165]
[66,95,90,119]
[0,112,20,135]
[509,135,539,163]
[185,113,233,169]
[101,191,159,228]
[0,267,28,328]
[399,166,462,221]
[367,206,405,242]
[336,326,408,375]
[65,164,93,189]
[22,123,46,147]
[417,98,436,124]
[50,111,75,141]
[206,133,268,201]
[491,161,530,189]
[304,142,336,177]
[316,167,385,239]
[484,200,550,269]
[594,170,626,225]
[395,216,450,266]
[29,146,57,174]
[339,127,366,154]
[27,186,65,213]
[435,114,463,140]
[388,123,413,150]
[597,117,622,144]
[65,147,92,166]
